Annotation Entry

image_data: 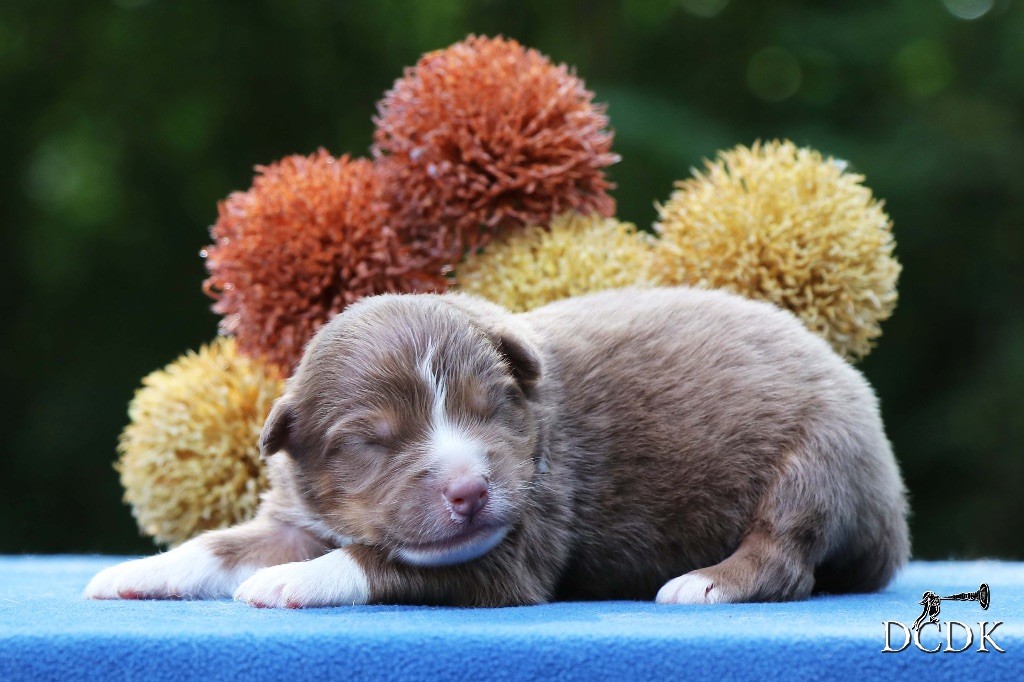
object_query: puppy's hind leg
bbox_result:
[658,443,847,605]
[657,525,816,604]
[84,510,328,601]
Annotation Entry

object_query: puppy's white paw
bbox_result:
[234,549,370,608]
[656,571,727,605]
[83,539,252,600]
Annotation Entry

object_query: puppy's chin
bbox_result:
[396,525,510,567]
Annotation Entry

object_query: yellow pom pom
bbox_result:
[117,337,284,546]
[455,212,655,312]
[652,140,900,360]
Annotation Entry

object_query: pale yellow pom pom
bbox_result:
[455,212,655,312]
[117,337,284,546]
[652,140,900,360]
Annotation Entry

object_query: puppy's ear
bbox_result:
[260,396,297,460]
[493,328,542,393]
[444,295,544,393]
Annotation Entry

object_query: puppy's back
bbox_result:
[519,287,907,599]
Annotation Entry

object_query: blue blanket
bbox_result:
[0,557,1020,680]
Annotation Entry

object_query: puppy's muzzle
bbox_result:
[442,474,489,520]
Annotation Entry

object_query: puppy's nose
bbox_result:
[443,474,489,518]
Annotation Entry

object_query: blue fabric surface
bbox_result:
[0,557,1021,681]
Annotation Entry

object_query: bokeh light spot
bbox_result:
[24,128,121,227]
[747,46,802,102]
[679,0,730,19]
[942,0,994,20]
[893,39,954,98]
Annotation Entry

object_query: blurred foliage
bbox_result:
[1,0,1021,558]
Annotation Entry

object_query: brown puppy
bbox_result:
[85,287,909,607]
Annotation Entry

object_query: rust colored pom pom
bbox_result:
[117,338,283,546]
[652,140,900,360]
[455,212,655,312]
[373,35,619,265]
[203,150,446,372]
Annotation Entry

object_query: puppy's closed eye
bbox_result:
[327,435,392,488]
[476,384,522,422]
[326,418,395,458]
[350,439,389,457]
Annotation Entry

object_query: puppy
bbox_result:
[86,287,909,607]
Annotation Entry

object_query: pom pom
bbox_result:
[117,338,284,546]
[202,150,445,372]
[373,35,619,263]
[652,140,900,360]
[455,212,654,312]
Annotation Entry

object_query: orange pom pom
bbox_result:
[374,35,619,264]
[202,150,446,372]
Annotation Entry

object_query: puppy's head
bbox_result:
[261,294,543,567]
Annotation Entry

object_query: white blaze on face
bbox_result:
[418,343,488,476]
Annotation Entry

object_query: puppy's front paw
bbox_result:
[656,571,729,605]
[233,549,370,608]
[84,540,249,600]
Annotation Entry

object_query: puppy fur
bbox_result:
[86,287,909,607]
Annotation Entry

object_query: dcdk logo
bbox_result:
[882,582,1005,653]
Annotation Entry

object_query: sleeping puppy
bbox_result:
[86,287,909,607]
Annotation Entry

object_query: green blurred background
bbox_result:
[1,0,1021,558]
